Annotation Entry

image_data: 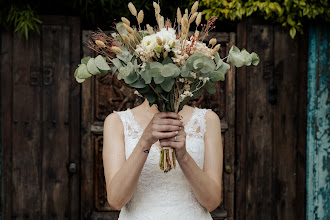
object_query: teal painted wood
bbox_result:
[306,25,330,220]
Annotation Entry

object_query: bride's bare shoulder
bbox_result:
[104,111,123,129]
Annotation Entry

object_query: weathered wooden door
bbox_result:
[1,16,80,219]
[80,31,236,219]
[235,19,307,220]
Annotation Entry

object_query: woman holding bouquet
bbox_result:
[74,1,258,219]
[102,98,223,219]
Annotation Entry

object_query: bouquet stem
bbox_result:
[160,147,176,173]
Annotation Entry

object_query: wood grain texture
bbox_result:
[1,30,13,219]
[273,26,298,220]
[41,24,70,219]
[12,32,42,219]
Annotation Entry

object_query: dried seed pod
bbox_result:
[156,36,162,45]
[122,34,130,45]
[182,17,189,28]
[128,2,137,16]
[177,7,182,24]
[209,38,217,47]
[111,46,123,54]
[137,10,144,24]
[191,1,199,14]
[183,13,188,21]
[146,24,154,34]
[159,16,164,29]
[185,8,188,16]
[212,44,221,55]
[153,2,160,14]
[189,12,198,24]
[121,17,130,26]
[95,40,106,48]
[129,33,135,42]
[196,12,202,27]
[195,30,200,37]
[163,51,168,59]
[123,23,134,34]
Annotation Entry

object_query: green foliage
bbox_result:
[199,0,330,38]
[6,5,42,40]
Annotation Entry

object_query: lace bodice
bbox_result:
[115,107,212,220]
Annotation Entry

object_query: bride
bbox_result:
[103,98,223,219]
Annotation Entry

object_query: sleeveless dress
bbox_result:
[115,107,212,220]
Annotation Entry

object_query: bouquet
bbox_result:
[74,1,259,172]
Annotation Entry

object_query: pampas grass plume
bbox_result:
[177,8,182,24]
[111,46,123,54]
[147,24,154,34]
[137,10,144,24]
[128,2,137,16]
[189,12,198,24]
[121,17,130,26]
[196,12,202,27]
[191,1,199,14]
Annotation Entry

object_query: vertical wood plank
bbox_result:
[273,26,298,220]
[235,20,247,220]
[306,25,330,220]
[41,25,70,219]
[246,25,274,219]
[222,32,236,220]
[12,32,42,219]
[81,30,94,220]
[1,31,13,220]
[67,16,81,219]
[296,29,307,220]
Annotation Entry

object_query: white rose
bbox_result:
[156,28,176,51]
[140,35,157,52]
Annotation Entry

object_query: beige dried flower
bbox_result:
[163,50,168,59]
[128,2,137,16]
[182,17,189,28]
[156,36,163,45]
[185,8,188,16]
[195,30,200,37]
[196,12,202,27]
[95,40,106,48]
[183,13,188,22]
[129,33,135,42]
[191,1,199,14]
[122,34,130,45]
[146,24,154,34]
[137,10,144,24]
[123,23,134,34]
[159,16,164,29]
[177,8,182,25]
[189,12,198,24]
[212,44,221,55]
[121,17,130,26]
[209,38,217,47]
[111,46,123,54]
[153,2,160,14]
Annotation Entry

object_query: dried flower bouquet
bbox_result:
[74,1,260,172]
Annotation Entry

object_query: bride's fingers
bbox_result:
[156,125,181,132]
[156,112,181,120]
[154,118,183,127]
[152,131,177,140]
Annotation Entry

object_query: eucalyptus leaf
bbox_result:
[77,63,92,79]
[140,69,152,84]
[129,77,147,88]
[205,81,216,94]
[160,77,175,92]
[251,52,260,65]
[227,46,259,68]
[87,58,101,75]
[149,62,163,77]
[162,56,173,65]
[161,63,180,78]
[111,58,123,70]
[81,56,91,65]
[154,76,164,84]
[214,52,224,69]
[75,76,85,83]
[95,55,111,71]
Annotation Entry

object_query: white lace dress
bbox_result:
[115,107,212,220]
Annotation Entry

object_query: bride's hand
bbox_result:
[142,112,183,147]
[159,126,187,161]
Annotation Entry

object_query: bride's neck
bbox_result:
[143,99,159,115]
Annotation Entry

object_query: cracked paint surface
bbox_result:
[306,25,330,220]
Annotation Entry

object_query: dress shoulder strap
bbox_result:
[115,109,143,139]
[186,108,210,138]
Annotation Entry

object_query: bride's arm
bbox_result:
[102,113,151,210]
[179,110,223,212]
[103,112,182,210]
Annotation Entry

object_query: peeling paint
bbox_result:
[306,25,330,220]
